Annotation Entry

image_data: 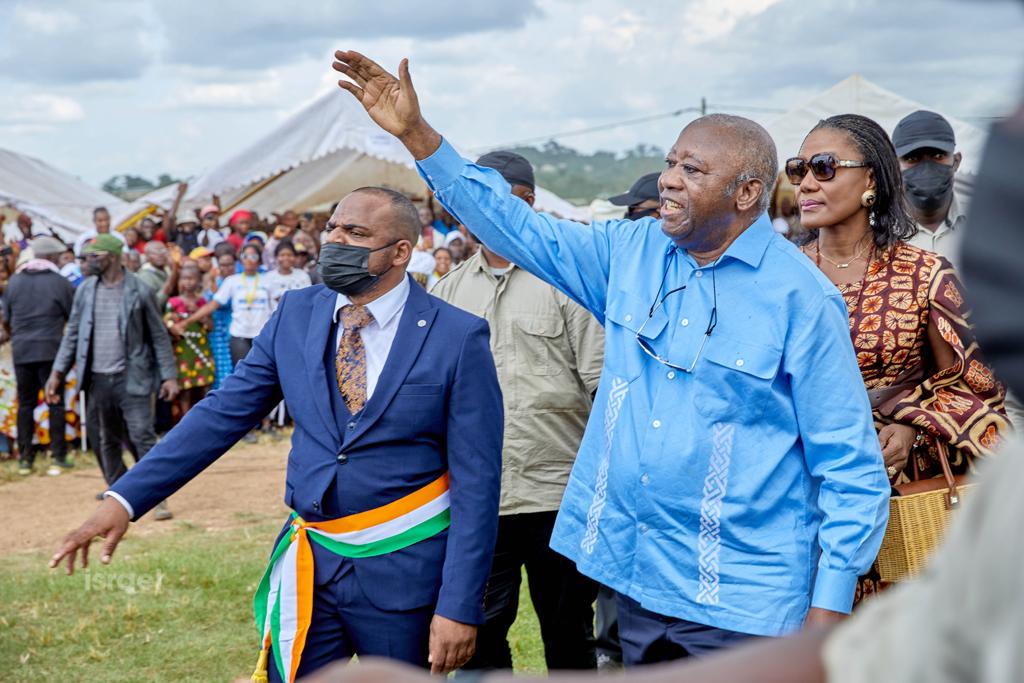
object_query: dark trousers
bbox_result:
[595,585,623,668]
[14,360,66,462]
[462,511,598,672]
[616,593,756,666]
[266,554,432,682]
[230,336,254,366]
[90,372,157,486]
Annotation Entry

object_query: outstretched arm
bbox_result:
[332,50,621,318]
[49,298,285,574]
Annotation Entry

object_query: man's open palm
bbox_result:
[333,51,421,138]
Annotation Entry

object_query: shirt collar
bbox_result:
[333,275,410,328]
[466,250,516,276]
[670,212,774,268]
[945,194,966,231]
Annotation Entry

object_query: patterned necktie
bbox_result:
[335,304,375,414]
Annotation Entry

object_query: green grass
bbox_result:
[0,520,546,681]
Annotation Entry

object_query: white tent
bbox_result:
[767,75,986,195]
[183,90,590,221]
[0,147,127,242]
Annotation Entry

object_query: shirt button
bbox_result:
[336,453,348,464]
[624,314,633,323]
[666,371,676,380]
[641,473,650,485]
[347,421,356,430]
[695,270,704,278]
[680,318,689,327]
[639,523,649,534]
[652,419,662,429]
[735,359,745,367]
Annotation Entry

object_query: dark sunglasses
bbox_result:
[785,153,868,185]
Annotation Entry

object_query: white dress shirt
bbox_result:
[105,276,411,519]
[331,275,410,401]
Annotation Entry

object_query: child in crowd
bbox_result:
[205,244,236,389]
[265,239,311,310]
[428,246,452,289]
[174,242,277,442]
[164,264,215,424]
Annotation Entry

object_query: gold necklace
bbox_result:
[816,238,872,269]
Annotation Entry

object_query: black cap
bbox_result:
[476,150,535,190]
[892,110,956,157]
[608,172,661,206]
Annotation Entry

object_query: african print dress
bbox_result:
[165,296,216,390]
[833,242,1009,600]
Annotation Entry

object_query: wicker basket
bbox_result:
[876,441,971,582]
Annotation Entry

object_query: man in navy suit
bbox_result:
[49,187,505,682]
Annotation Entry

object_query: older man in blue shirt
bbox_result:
[332,51,890,664]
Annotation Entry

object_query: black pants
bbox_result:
[90,372,157,486]
[616,593,756,665]
[14,360,66,463]
[229,336,254,366]
[462,511,598,672]
[595,584,623,668]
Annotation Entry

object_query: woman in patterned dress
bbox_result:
[164,264,215,424]
[787,114,1010,599]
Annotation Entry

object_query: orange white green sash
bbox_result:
[250,473,451,683]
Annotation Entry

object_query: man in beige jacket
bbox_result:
[431,151,605,672]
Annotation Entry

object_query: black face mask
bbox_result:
[902,160,955,213]
[317,240,399,296]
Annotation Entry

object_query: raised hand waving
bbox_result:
[332,50,440,159]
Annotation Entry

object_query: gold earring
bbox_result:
[860,190,877,208]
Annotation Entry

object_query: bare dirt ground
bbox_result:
[0,435,290,555]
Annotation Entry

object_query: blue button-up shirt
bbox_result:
[418,139,889,636]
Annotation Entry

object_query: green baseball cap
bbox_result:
[82,233,124,255]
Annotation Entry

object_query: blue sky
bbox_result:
[1,0,1021,185]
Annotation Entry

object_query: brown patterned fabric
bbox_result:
[835,242,1009,604]
[838,242,1008,477]
[335,304,375,414]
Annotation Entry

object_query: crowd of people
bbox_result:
[12,48,1017,683]
[0,179,493,489]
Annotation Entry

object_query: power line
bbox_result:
[472,107,701,152]
[471,99,787,152]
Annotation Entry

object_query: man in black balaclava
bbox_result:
[893,110,965,268]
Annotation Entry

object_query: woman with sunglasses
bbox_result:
[788,114,1009,599]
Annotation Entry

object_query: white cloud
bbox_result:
[0,94,84,124]
[170,74,284,109]
[682,0,784,43]
[13,6,79,34]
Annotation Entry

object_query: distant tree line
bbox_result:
[101,174,182,201]
[511,141,665,204]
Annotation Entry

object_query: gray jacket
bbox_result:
[53,271,177,396]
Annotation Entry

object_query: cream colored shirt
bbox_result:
[825,434,1024,682]
[906,194,966,270]
[431,251,604,515]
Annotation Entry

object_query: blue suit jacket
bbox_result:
[111,277,504,624]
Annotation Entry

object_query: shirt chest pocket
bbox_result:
[603,290,667,383]
[694,336,782,424]
[513,317,565,376]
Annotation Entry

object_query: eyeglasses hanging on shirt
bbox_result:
[634,252,718,373]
